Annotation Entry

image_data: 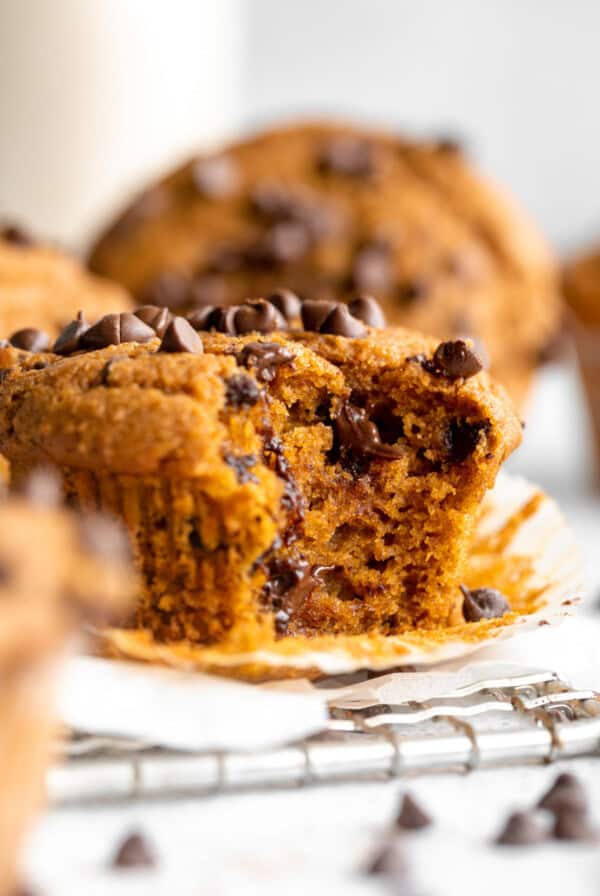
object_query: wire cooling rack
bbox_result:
[49,669,600,805]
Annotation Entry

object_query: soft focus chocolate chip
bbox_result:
[250,221,310,267]
[223,452,258,484]
[111,831,156,869]
[53,311,89,355]
[134,305,172,337]
[334,402,405,461]
[236,342,294,382]
[351,240,392,293]
[141,271,190,310]
[365,839,410,877]
[398,278,429,305]
[319,304,366,338]
[496,811,546,846]
[553,810,597,842]
[460,585,510,621]
[395,794,432,830]
[188,274,228,308]
[79,513,131,563]
[538,773,588,815]
[317,137,378,178]
[249,180,296,219]
[233,299,288,334]
[266,289,302,321]
[9,328,50,353]
[300,300,337,332]
[190,154,238,199]
[19,469,62,507]
[444,418,489,464]
[159,317,204,354]
[347,295,386,328]
[187,306,218,331]
[1,224,36,247]
[432,340,483,379]
[225,373,260,409]
[81,313,155,349]
[434,135,463,154]
[207,242,246,275]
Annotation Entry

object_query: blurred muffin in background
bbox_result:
[0,223,132,342]
[0,473,135,894]
[563,242,600,456]
[88,120,561,408]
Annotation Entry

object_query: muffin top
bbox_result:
[0,223,132,340]
[0,293,521,478]
[0,472,136,671]
[88,120,560,404]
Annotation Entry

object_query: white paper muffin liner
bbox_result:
[100,472,582,679]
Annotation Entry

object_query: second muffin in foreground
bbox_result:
[0,295,521,650]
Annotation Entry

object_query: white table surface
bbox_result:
[22,362,600,896]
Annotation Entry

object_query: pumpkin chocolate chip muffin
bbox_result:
[0,473,135,895]
[88,120,560,408]
[0,222,132,342]
[0,294,521,653]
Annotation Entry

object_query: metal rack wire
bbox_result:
[49,669,600,805]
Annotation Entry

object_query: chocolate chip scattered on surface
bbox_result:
[395,793,432,831]
[432,340,484,379]
[495,811,546,846]
[111,831,156,870]
[9,328,50,353]
[53,311,89,355]
[134,304,173,337]
[537,773,588,815]
[460,585,510,621]
[81,312,155,349]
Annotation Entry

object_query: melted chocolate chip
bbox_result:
[538,773,588,815]
[233,299,288,334]
[1,224,36,247]
[134,305,172,337]
[81,313,156,349]
[262,556,318,632]
[300,300,337,332]
[319,304,366,338]
[496,811,546,846]
[263,434,304,543]
[141,271,190,310]
[190,154,238,199]
[9,328,50,353]
[159,317,203,354]
[266,289,302,321]
[111,831,156,869]
[460,585,510,621]
[432,340,483,379]
[444,418,489,463]
[317,136,378,178]
[225,373,260,409]
[347,295,386,328]
[395,794,432,830]
[334,402,405,462]
[236,342,294,382]
[351,240,392,293]
[79,514,131,563]
[53,311,89,355]
[223,452,258,484]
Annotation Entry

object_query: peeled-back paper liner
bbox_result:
[58,472,583,751]
[99,473,583,679]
